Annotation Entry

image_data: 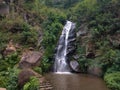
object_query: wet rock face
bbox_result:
[87,66,103,77]
[19,51,42,69]
[86,41,95,58]
[70,60,80,72]
[55,21,76,56]
[67,24,76,55]
[77,23,88,37]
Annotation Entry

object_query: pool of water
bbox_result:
[45,73,110,90]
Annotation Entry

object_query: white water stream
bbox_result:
[54,21,75,73]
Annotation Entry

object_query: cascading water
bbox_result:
[54,21,76,73]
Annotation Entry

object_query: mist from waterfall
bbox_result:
[54,21,75,73]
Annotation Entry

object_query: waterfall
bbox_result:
[54,21,76,73]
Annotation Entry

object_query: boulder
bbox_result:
[77,23,88,37]
[18,69,42,88]
[0,88,6,90]
[73,54,80,60]
[108,33,120,49]
[3,40,16,56]
[0,2,9,16]
[19,51,42,69]
[70,60,80,72]
[87,66,103,77]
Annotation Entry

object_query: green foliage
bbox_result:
[24,0,44,14]
[23,77,39,90]
[78,57,88,72]
[104,72,120,90]
[0,17,24,31]
[6,68,20,90]
[0,53,19,71]
[41,56,52,73]
[0,17,38,47]
[0,32,9,47]
[0,1,120,89]
[42,10,66,59]
[0,52,20,88]
[44,0,80,8]
[69,0,120,36]
[88,0,120,37]
[21,28,38,46]
[0,75,7,87]
[89,14,120,37]
[105,50,120,74]
[69,0,98,23]
[33,67,42,75]
[77,46,88,72]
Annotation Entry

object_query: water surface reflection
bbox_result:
[45,73,110,90]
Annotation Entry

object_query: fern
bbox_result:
[23,77,40,90]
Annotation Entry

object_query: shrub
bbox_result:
[78,57,88,72]
[33,67,43,75]
[42,9,66,62]
[23,76,40,90]
[6,68,20,90]
[105,50,120,73]
[21,29,38,46]
[0,53,20,88]
[0,75,7,87]
[0,52,19,71]
[17,23,38,47]
[104,72,120,90]
[41,56,52,73]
